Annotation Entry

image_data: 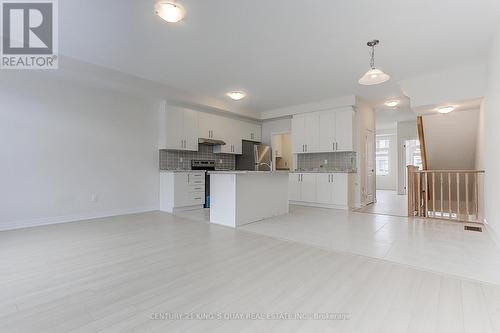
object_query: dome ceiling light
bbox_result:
[226,91,247,101]
[384,99,400,108]
[359,40,391,86]
[437,106,455,114]
[155,1,186,23]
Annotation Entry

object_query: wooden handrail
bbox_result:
[407,167,485,223]
[417,116,428,171]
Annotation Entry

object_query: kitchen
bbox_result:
[159,98,373,227]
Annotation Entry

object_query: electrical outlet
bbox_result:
[324,160,328,164]
[179,157,183,163]
[90,193,98,203]
[219,159,223,164]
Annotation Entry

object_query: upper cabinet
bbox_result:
[159,102,199,151]
[159,101,262,155]
[292,113,319,153]
[241,122,261,142]
[292,107,354,154]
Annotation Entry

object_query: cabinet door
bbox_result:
[183,108,199,151]
[318,112,336,152]
[316,173,333,204]
[250,123,262,142]
[300,173,317,202]
[304,113,319,153]
[198,112,213,139]
[289,174,301,201]
[332,174,348,206]
[164,105,184,150]
[335,109,354,151]
[292,115,305,153]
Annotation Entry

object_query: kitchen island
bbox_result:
[208,171,289,228]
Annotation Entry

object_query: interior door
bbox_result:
[335,108,354,151]
[318,112,336,152]
[365,130,375,205]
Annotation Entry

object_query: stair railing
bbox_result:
[407,167,485,223]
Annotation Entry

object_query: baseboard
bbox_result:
[289,201,349,210]
[0,206,159,232]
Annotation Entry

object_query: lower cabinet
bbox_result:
[160,171,205,213]
[289,173,351,208]
[289,173,316,202]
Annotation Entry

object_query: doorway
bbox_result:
[402,139,422,195]
[271,132,292,171]
[364,129,375,205]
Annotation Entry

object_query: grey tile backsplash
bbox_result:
[296,152,357,172]
[159,144,235,170]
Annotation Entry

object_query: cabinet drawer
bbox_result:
[187,173,205,185]
[186,192,205,205]
[188,184,205,192]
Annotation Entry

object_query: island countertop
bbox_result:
[208,171,289,175]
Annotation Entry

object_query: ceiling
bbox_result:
[59,0,500,115]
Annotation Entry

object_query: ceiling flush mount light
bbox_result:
[226,91,246,101]
[437,106,455,114]
[155,1,186,23]
[385,100,400,108]
[359,40,391,85]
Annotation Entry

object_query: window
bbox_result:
[376,137,391,176]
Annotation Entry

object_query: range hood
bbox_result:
[198,138,226,146]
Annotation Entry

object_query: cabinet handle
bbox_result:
[306,144,308,152]
[194,197,202,200]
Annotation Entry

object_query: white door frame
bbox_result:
[364,129,375,205]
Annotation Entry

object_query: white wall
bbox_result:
[376,129,397,191]
[423,109,479,170]
[261,117,291,145]
[482,23,500,244]
[0,72,161,230]
[397,121,418,194]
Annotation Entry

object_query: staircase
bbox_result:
[407,114,485,223]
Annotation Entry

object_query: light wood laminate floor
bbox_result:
[1,211,500,332]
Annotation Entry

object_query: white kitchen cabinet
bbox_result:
[242,122,261,142]
[159,103,199,151]
[316,173,333,204]
[315,173,349,205]
[318,112,336,152]
[292,115,305,153]
[292,113,320,153]
[289,173,301,201]
[198,112,224,140]
[289,173,353,209]
[292,108,354,154]
[160,171,206,213]
[334,108,354,151]
[213,117,242,155]
[288,173,316,202]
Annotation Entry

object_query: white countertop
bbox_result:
[159,170,205,173]
[208,171,289,175]
[290,170,357,174]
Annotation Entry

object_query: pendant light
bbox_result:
[358,40,390,85]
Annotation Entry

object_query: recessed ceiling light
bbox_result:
[155,2,186,23]
[226,91,246,101]
[384,100,400,108]
[437,106,455,114]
